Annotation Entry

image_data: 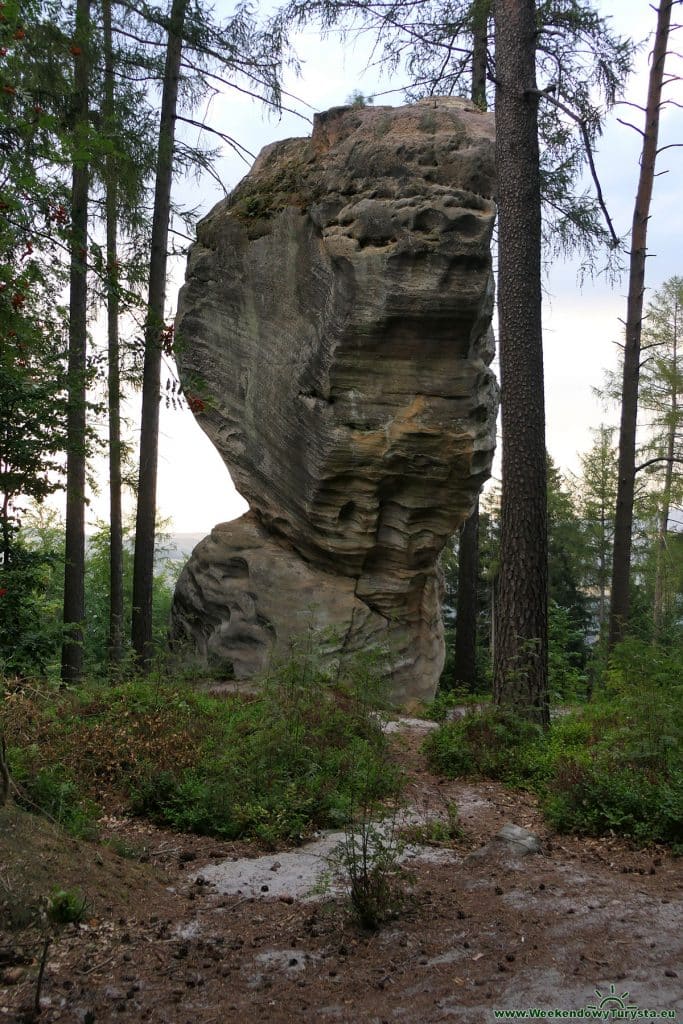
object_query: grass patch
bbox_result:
[2,647,401,846]
[399,802,464,846]
[9,757,100,840]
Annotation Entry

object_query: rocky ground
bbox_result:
[1,720,681,1023]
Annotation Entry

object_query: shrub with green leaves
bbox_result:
[603,636,683,694]
[3,644,401,846]
[9,753,99,840]
[548,601,588,701]
[423,707,545,787]
[543,758,682,847]
[131,650,400,844]
[421,689,489,723]
[423,674,683,848]
[329,808,409,930]
[47,887,88,925]
[541,663,683,846]
[83,519,177,675]
[0,542,64,677]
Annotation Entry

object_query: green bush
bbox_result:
[83,520,176,675]
[423,707,545,786]
[604,636,683,694]
[0,512,177,681]
[329,808,409,930]
[0,544,64,677]
[9,756,99,840]
[424,682,683,849]
[132,651,401,844]
[421,689,489,723]
[3,644,402,846]
[544,759,682,847]
[548,601,588,702]
[47,887,88,925]
[540,669,683,846]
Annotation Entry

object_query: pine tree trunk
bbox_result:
[0,734,9,807]
[470,0,489,108]
[131,0,188,669]
[61,0,90,685]
[454,499,479,689]
[653,323,677,634]
[598,502,607,632]
[492,0,549,727]
[103,0,124,668]
[451,1,490,690]
[609,0,672,648]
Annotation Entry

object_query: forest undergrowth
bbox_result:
[1,636,681,858]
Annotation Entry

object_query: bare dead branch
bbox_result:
[617,117,646,137]
[34,936,51,1016]
[614,99,647,112]
[179,59,313,124]
[175,115,256,160]
[0,735,9,807]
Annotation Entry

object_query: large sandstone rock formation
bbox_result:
[171,98,497,703]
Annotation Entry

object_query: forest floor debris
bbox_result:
[1,722,681,1023]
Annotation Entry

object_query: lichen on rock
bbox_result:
[171,98,498,704]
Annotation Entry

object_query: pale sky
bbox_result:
[84,0,683,535]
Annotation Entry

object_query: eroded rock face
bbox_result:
[171,98,498,703]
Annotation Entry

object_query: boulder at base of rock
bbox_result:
[466,823,542,865]
[171,98,498,704]
[495,823,542,856]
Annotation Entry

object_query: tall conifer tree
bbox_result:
[609,0,677,648]
[131,0,188,669]
[61,0,91,684]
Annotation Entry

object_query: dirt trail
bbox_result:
[1,720,681,1023]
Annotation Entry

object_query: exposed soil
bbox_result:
[1,720,681,1023]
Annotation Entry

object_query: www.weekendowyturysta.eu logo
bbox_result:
[492,982,678,1020]
[585,985,638,1016]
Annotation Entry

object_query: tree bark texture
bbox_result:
[103,0,124,667]
[454,499,480,689]
[451,0,490,688]
[131,0,188,668]
[653,314,678,634]
[0,735,9,807]
[492,0,549,727]
[61,0,90,684]
[471,0,490,108]
[609,0,673,648]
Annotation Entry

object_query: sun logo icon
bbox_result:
[586,984,638,1014]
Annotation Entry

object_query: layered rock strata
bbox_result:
[171,98,498,703]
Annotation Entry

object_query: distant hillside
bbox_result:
[160,533,205,565]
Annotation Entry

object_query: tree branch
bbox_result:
[617,117,646,137]
[614,99,647,112]
[178,58,313,124]
[635,455,683,473]
[175,115,256,161]
[527,87,619,248]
